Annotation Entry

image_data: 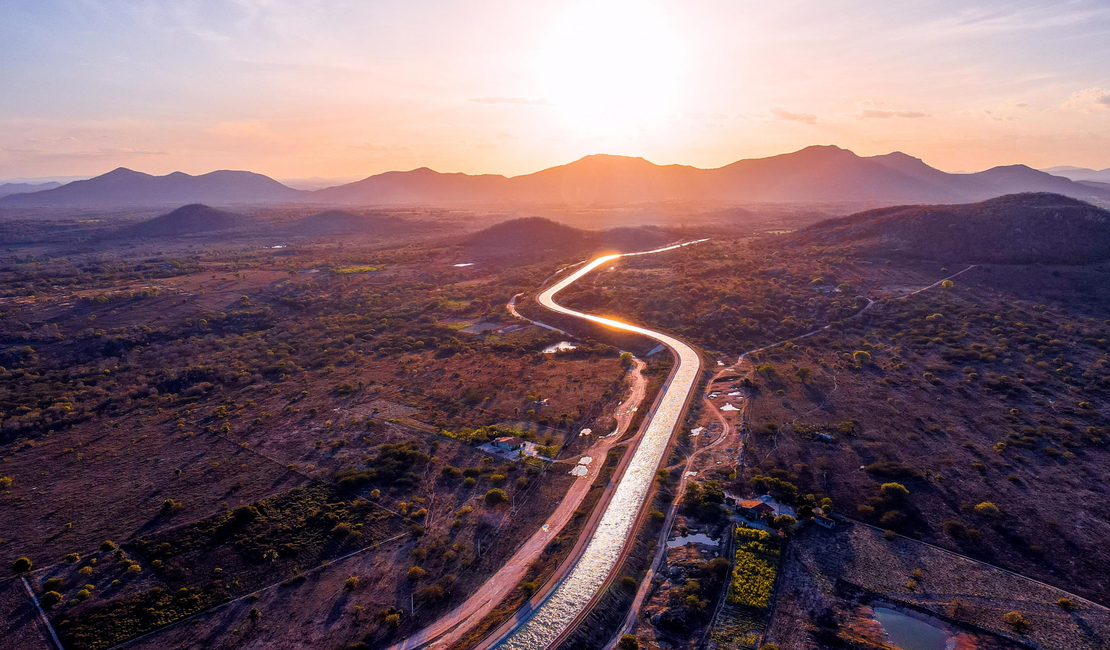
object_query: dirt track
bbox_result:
[388,358,650,650]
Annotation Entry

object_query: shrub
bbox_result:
[1057,597,1075,611]
[0,476,11,488]
[43,577,65,591]
[345,576,359,591]
[41,591,63,607]
[618,635,640,650]
[484,488,508,506]
[64,552,80,563]
[12,557,32,573]
[406,566,426,581]
[974,502,1000,517]
[417,584,445,601]
[853,350,872,364]
[880,482,910,501]
[100,540,118,551]
[1002,610,1030,633]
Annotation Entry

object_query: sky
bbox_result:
[2,0,1109,181]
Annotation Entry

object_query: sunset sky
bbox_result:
[2,0,1109,181]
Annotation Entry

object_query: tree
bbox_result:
[12,557,32,573]
[620,352,634,369]
[248,607,262,623]
[794,367,812,383]
[618,635,640,650]
[772,515,797,536]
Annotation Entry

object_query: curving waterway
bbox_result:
[494,240,707,650]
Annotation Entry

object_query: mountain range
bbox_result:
[0,168,302,206]
[0,181,62,198]
[3,146,1109,208]
[1043,166,1110,184]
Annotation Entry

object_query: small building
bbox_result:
[738,499,775,519]
[814,515,838,530]
[492,436,524,451]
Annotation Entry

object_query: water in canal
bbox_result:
[494,244,704,650]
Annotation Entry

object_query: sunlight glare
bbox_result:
[535,1,686,135]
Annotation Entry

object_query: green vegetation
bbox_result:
[726,528,780,609]
[132,483,400,587]
[57,587,230,650]
[333,265,382,274]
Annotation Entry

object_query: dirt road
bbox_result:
[388,357,650,650]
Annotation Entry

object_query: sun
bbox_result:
[535,1,686,135]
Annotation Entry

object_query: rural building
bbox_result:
[738,499,775,519]
[492,436,525,451]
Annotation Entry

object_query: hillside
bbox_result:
[286,209,408,236]
[0,168,304,206]
[124,204,250,237]
[462,216,677,256]
[789,192,1110,264]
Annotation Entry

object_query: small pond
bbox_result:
[873,607,949,650]
[667,533,719,548]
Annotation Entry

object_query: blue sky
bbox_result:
[2,0,1108,179]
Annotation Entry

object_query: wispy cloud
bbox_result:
[856,100,930,119]
[205,120,274,139]
[1062,87,1110,113]
[350,142,409,152]
[770,107,817,124]
[1,147,169,161]
[468,96,553,106]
